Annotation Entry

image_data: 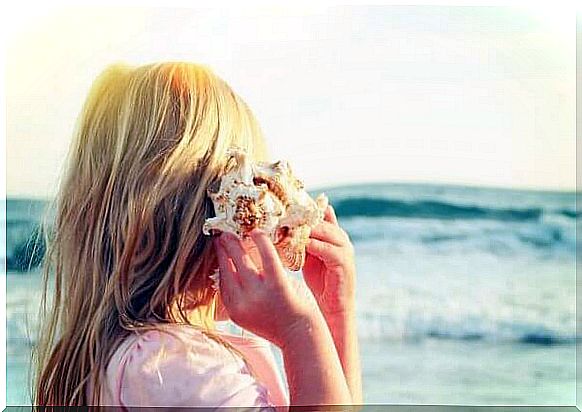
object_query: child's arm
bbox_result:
[303,205,363,405]
[320,308,363,405]
[216,230,353,407]
[277,304,353,407]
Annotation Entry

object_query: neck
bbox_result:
[170,294,218,330]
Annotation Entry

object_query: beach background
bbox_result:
[5,182,576,404]
[4,4,576,407]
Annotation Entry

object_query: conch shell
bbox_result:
[203,148,328,271]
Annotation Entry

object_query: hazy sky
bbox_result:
[6,5,576,198]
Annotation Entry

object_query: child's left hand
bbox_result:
[303,205,356,318]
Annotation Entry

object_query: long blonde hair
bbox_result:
[33,62,268,406]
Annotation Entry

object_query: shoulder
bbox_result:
[110,325,274,408]
[122,324,242,370]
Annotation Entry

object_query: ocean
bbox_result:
[5,183,577,405]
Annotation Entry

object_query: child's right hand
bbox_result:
[213,229,319,349]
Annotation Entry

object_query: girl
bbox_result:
[33,62,362,408]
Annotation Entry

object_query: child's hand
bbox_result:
[215,229,355,407]
[303,205,357,318]
[214,229,319,348]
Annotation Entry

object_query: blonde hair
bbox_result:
[33,62,268,406]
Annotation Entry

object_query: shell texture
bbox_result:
[203,148,328,271]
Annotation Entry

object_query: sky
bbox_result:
[5,5,576,199]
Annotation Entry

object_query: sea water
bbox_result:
[5,183,577,405]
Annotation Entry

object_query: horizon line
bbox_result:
[5,179,577,201]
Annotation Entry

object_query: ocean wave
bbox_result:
[357,311,577,346]
[5,188,576,271]
[340,216,575,256]
[334,197,543,222]
[558,209,579,219]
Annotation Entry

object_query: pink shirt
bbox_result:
[91,324,289,409]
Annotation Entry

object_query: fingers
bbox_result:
[239,239,264,272]
[310,220,349,247]
[249,229,285,282]
[214,238,237,273]
[324,205,339,225]
[220,233,259,277]
[306,238,345,266]
[214,238,242,301]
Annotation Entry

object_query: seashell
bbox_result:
[203,148,328,271]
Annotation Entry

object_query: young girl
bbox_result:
[33,62,362,408]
